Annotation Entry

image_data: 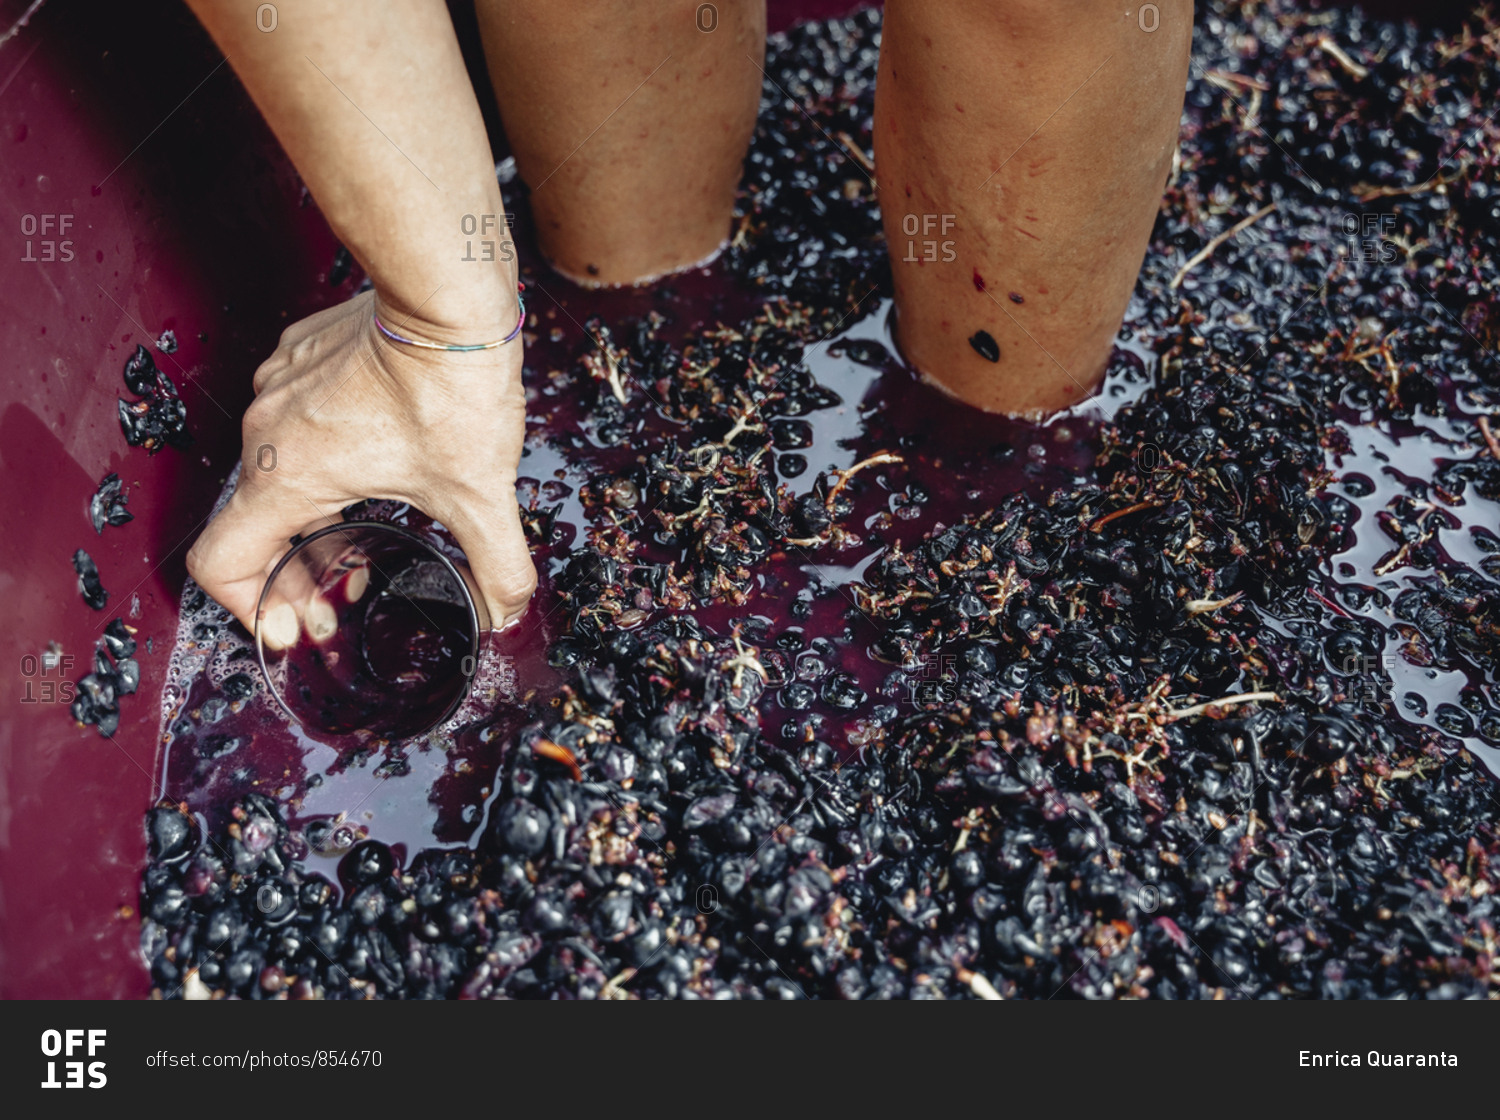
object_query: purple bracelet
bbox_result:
[373,286,526,352]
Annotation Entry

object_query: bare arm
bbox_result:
[183,0,536,635]
[186,0,515,333]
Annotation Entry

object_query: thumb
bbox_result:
[186,482,336,642]
[434,494,538,630]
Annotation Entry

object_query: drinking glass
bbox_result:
[254,521,488,738]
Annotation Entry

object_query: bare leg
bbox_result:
[875,0,1191,414]
[476,0,765,286]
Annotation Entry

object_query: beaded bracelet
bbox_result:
[373,285,526,352]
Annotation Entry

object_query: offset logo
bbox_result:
[40,1029,106,1089]
[20,213,75,262]
[900,213,956,264]
[460,213,516,263]
[907,652,959,705]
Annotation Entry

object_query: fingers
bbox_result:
[259,552,338,651]
[435,494,538,631]
[186,481,340,643]
[265,518,359,649]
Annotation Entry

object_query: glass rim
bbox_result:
[253,519,485,736]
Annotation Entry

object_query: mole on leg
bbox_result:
[874,0,1192,414]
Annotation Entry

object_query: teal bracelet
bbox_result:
[373,286,525,351]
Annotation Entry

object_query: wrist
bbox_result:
[372,273,523,351]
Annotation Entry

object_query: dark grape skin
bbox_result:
[70,614,141,737]
[89,472,134,533]
[117,342,191,453]
[968,330,1000,362]
[122,343,158,396]
[72,549,108,610]
[147,806,196,864]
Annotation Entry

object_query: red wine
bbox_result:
[275,564,474,739]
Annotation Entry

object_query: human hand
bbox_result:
[186,289,536,643]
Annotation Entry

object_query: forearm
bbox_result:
[186,0,515,338]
